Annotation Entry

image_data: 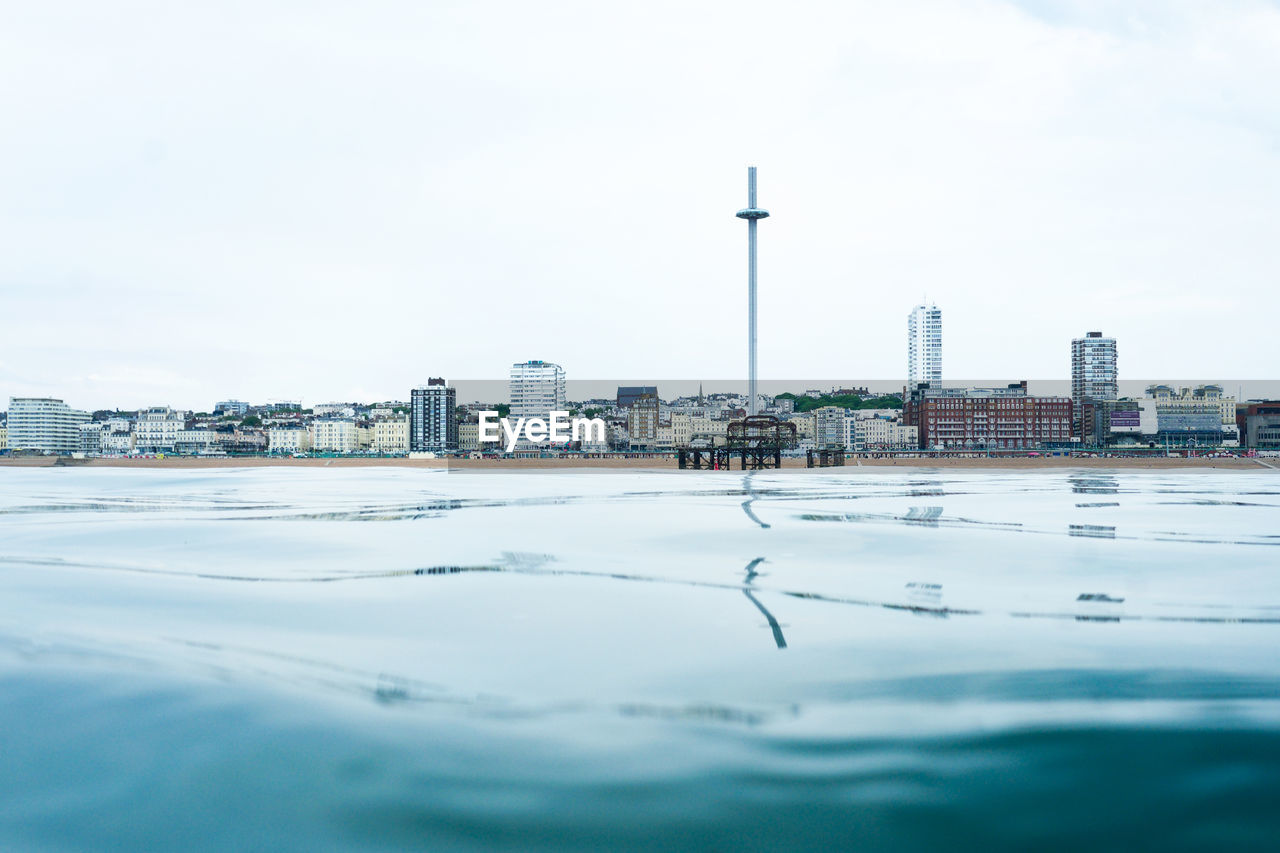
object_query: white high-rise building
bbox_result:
[1071,332,1118,406]
[6,397,90,454]
[907,303,942,386]
[1071,331,1118,439]
[509,360,566,419]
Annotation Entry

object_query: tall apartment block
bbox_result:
[1071,331,1118,440]
[624,389,659,450]
[6,397,90,454]
[908,304,942,386]
[410,378,457,452]
[509,360,565,419]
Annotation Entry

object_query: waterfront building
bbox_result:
[903,382,1072,450]
[134,407,185,453]
[1147,385,1236,425]
[101,429,133,456]
[845,414,918,451]
[907,303,942,386]
[510,361,565,420]
[625,390,659,450]
[175,429,217,455]
[813,406,846,449]
[6,397,90,454]
[268,427,312,454]
[1241,402,1280,450]
[0,424,7,451]
[1071,331,1118,438]
[372,417,409,454]
[458,421,480,452]
[410,379,458,452]
[1146,385,1236,445]
[78,422,103,456]
[218,428,268,455]
[785,412,816,440]
[1086,399,1157,447]
[672,414,723,446]
[310,419,357,454]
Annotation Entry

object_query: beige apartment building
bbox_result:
[0,425,6,451]
[671,414,722,446]
[458,421,480,451]
[785,413,816,440]
[372,417,409,454]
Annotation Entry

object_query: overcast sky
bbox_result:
[2,0,1278,410]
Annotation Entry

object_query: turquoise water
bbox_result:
[2,467,1279,850]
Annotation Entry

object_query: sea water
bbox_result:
[1,466,1278,850]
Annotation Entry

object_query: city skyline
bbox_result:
[3,2,1279,411]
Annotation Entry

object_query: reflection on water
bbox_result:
[1,466,1279,850]
[1070,474,1120,495]
[741,557,787,649]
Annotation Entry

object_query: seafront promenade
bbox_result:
[0,455,1271,471]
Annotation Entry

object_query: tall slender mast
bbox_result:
[736,166,769,415]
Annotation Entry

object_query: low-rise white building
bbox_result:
[175,429,217,455]
[102,430,134,456]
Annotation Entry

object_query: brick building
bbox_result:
[903,382,1072,450]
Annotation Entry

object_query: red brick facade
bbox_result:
[903,382,1073,450]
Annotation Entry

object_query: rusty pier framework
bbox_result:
[678,415,797,470]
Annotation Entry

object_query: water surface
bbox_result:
[2,467,1278,850]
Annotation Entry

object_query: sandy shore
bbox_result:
[1,456,1272,471]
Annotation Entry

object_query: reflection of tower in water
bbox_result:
[741,557,787,650]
